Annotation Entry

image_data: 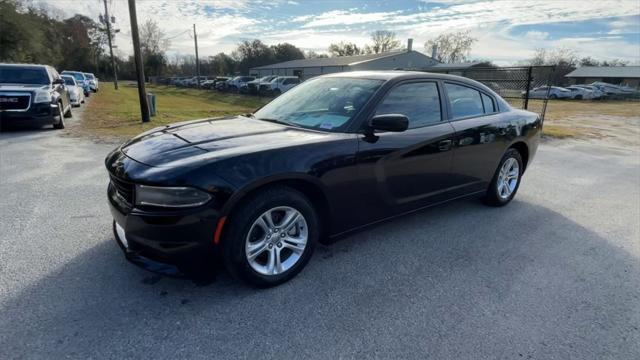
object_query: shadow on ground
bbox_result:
[1,198,639,359]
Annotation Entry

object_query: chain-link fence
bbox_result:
[427,66,556,121]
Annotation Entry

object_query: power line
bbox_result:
[166,29,191,40]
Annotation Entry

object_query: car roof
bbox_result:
[320,70,503,98]
[0,63,50,68]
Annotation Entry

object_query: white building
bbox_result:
[250,41,439,80]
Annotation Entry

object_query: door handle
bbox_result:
[438,139,452,151]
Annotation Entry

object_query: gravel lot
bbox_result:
[1,107,639,359]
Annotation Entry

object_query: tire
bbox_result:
[63,105,72,118]
[574,95,582,100]
[53,102,65,129]
[221,186,319,287]
[549,94,557,99]
[272,89,281,97]
[483,148,523,207]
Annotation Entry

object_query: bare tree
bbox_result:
[370,30,401,53]
[424,30,477,63]
[139,19,169,57]
[328,42,362,57]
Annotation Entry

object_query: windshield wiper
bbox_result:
[257,117,296,127]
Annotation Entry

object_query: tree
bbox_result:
[234,39,275,74]
[139,19,169,57]
[209,52,236,75]
[139,19,169,77]
[424,30,477,63]
[328,42,362,57]
[305,50,328,59]
[270,43,304,63]
[369,30,401,53]
[526,47,578,86]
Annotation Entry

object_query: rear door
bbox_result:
[355,80,456,223]
[444,82,511,196]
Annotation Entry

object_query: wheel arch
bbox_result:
[220,175,332,243]
[509,141,529,171]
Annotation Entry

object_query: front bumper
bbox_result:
[108,183,222,275]
[0,103,56,126]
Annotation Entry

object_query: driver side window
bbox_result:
[374,82,442,129]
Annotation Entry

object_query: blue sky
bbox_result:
[44,0,640,65]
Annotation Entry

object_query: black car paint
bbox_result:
[0,64,71,127]
[106,71,541,271]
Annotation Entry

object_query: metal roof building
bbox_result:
[250,43,439,80]
[565,66,640,88]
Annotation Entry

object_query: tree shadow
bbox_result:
[1,199,638,359]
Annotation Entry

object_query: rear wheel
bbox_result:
[222,186,318,287]
[53,102,65,129]
[483,148,523,206]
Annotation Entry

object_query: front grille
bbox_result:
[110,175,134,205]
[0,92,31,111]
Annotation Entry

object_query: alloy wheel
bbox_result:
[497,157,519,200]
[245,206,308,276]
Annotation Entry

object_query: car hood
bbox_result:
[0,84,49,91]
[121,116,334,167]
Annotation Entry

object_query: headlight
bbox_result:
[135,185,211,208]
[33,90,52,103]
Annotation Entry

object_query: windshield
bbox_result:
[64,72,85,81]
[62,76,76,86]
[253,77,384,132]
[85,74,95,79]
[0,66,49,85]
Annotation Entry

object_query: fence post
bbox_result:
[523,66,533,110]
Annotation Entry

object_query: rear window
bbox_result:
[62,76,76,86]
[445,83,484,119]
[0,66,50,85]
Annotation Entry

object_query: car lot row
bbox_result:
[0,63,98,130]
[525,82,639,100]
[158,75,301,96]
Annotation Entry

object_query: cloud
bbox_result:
[35,0,640,64]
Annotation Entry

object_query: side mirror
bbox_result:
[369,114,409,132]
[53,78,65,85]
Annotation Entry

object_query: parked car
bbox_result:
[201,80,215,89]
[106,71,541,287]
[226,76,255,92]
[83,72,98,92]
[523,86,571,99]
[61,74,85,106]
[214,77,231,91]
[243,75,278,95]
[260,76,300,96]
[0,63,72,130]
[572,85,605,99]
[565,85,597,100]
[61,71,90,97]
[591,82,635,97]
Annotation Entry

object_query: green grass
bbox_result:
[79,82,270,138]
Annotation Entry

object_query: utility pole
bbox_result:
[103,0,118,90]
[128,0,150,123]
[193,24,201,89]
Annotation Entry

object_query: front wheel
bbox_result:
[222,186,318,287]
[53,102,65,129]
[483,148,523,206]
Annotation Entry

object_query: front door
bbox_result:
[354,81,456,224]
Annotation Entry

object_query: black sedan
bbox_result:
[106,71,541,287]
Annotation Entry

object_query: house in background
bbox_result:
[250,39,439,80]
[565,66,640,88]
[426,61,495,75]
